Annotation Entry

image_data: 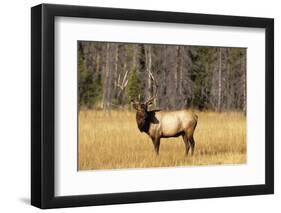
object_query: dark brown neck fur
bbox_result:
[136,110,159,133]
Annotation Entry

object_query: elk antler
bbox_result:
[146,71,158,106]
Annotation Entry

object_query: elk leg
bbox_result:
[182,134,190,156]
[189,136,195,155]
[153,138,160,155]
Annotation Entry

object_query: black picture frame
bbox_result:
[31,3,274,209]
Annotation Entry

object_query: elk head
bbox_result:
[132,70,158,132]
[131,97,155,132]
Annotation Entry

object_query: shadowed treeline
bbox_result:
[78,41,246,113]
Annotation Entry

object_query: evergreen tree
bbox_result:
[127,67,140,102]
[78,50,88,106]
[78,46,103,108]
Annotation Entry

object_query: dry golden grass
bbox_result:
[78,110,246,170]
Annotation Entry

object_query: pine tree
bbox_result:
[127,67,140,102]
[78,45,103,108]
[78,50,88,106]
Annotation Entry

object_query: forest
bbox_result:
[78,41,246,113]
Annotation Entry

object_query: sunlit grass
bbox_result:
[78,110,246,170]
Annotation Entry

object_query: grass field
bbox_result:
[78,110,246,170]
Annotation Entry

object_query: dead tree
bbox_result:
[115,69,129,104]
[218,48,222,112]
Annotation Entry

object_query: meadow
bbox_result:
[78,110,246,170]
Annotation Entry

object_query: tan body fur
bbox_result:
[148,110,197,138]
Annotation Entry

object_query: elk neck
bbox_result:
[136,110,158,133]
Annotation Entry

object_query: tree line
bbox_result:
[78,41,246,113]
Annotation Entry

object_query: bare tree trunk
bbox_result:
[102,44,112,114]
[132,44,137,70]
[102,62,108,109]
[114,44,119,75]
[145,45,152,100]
[175,46,179,92]
[113,44,119,101]
[95,54,100,76]
[225,49,231,110]
[218,48,222,112]
[120,47,128,103]
[107,44,115,114]
[164,46,168,109]
[113,45,118,94]
[179,47,183,98]
[177,46,184,107]
[226,61,230,110]
[242,51,247,116]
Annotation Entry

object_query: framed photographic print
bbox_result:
[31,3,274,209]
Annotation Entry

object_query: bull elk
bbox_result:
[132,98,198,156]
